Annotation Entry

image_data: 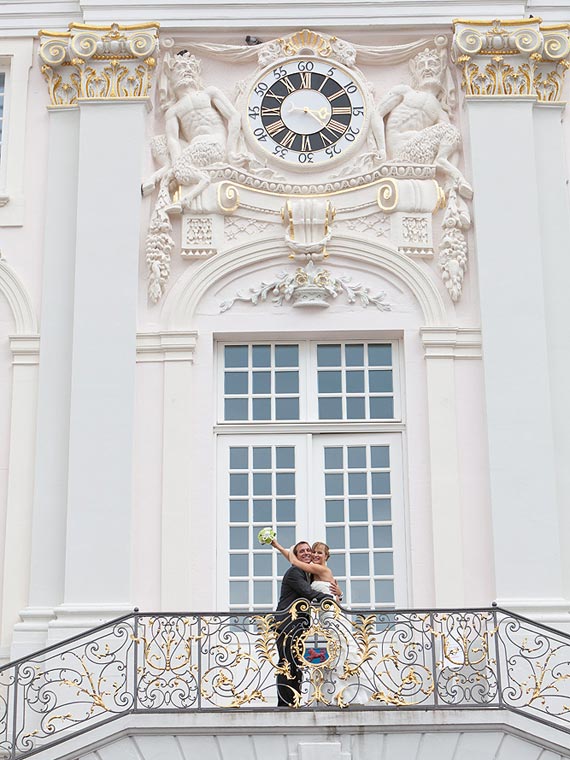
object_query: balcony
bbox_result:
[1,603,570,759]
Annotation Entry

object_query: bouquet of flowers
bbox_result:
[257,527,276,545]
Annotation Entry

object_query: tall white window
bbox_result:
[217,340,406,611]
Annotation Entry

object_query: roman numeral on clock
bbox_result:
[261,106,281,117]
[327,119,346,135]
[328,89,346,101]
[266,119,286,137]
[299,72,312,89]
[332,107,352,115]
[281,76,295,93]
[301,135,312,151]
[280,130,296,149]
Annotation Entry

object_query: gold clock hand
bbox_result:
[303,106,330,127]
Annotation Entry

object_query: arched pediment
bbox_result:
[0,258,38,334]
[162,235,449,329]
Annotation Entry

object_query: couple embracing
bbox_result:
[270,538,342,707]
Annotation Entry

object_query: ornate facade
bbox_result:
[0,4,570,759]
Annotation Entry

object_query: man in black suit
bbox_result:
[275,540,340,707]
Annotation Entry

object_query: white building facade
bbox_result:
[1,2,570,759]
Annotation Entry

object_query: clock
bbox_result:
[246,58,369,170]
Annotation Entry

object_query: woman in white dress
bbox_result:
[271,539,341,601]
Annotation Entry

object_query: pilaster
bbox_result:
[25,23,160,644]
[452,19,570,623]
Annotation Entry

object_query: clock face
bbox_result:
[247,58,368,169]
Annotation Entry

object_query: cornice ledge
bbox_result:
[136,330,198,362]
[420,326,482,358]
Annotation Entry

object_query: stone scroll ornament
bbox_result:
[376,37,472,301]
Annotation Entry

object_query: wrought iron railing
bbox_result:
[1,604,570,758]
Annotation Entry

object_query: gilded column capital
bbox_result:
[452,18,570,101]
[38,22,160,106]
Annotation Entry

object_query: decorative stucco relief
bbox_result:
[38,23,159,105]
[142,31,474,305]
[452,19,570,100]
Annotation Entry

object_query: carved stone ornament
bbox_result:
[143,32,475,304]
[38,23,159,106]
[452,19,570,100]
[219,259,391,312]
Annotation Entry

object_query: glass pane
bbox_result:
[277,554,289,575]
[349,526,368,548]
[319,397,342,419]
[252,345,271,367]
[254,554,272,576]
[350,553,369,576]
[225,345,248,368]
[345,344,364,366]
[252,371,271,393]
[369,370,393,393]
[348,472,367,495]
[230,554,248,576]
[276,472,295,495]
[325,473,343,496]
[253,499,272,523]
[230,527,248,550]
[372,499,391,521]
[326,499,344,522]
[324,447,343,470]
[279,526,296,547]
[369,397,394,419]
[346,370,364,392]
[230,581,248,604]
[368,344,392,366]
[230,473,248,496]
[348,499,368,522]
[276,447,295,469]
[373,525,393,548]
[230,447,248,470]
[328,554,345,576]
[371,446,390,468]
[318,371,342,393]
[252,398,271,420]
[225,398,248,420]
[230,500,248,522]
[275,397,299,420]
[372,472,391,495]
[253,447,271,469]
[276,499,295,522]
[346,397,365,419]
[351,580,370,604]
[326,526,345,549]
[275,371,299,394]
[347,447,366,469]
[225,372,248,395]
[253,473,271,495]
[375,579,395,604]
[374,552,394,575]
[275,345,298,367]
[254,581,273,604]
[317,344,341,367]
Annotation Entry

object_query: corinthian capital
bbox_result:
[452,18,570,100]
[39,22,160,106]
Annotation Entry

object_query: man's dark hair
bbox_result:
[292,541,310,558]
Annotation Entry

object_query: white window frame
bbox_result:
[215,337,409,611]
[0,39,34,227]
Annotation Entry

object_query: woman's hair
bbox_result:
[312,541,330,560]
